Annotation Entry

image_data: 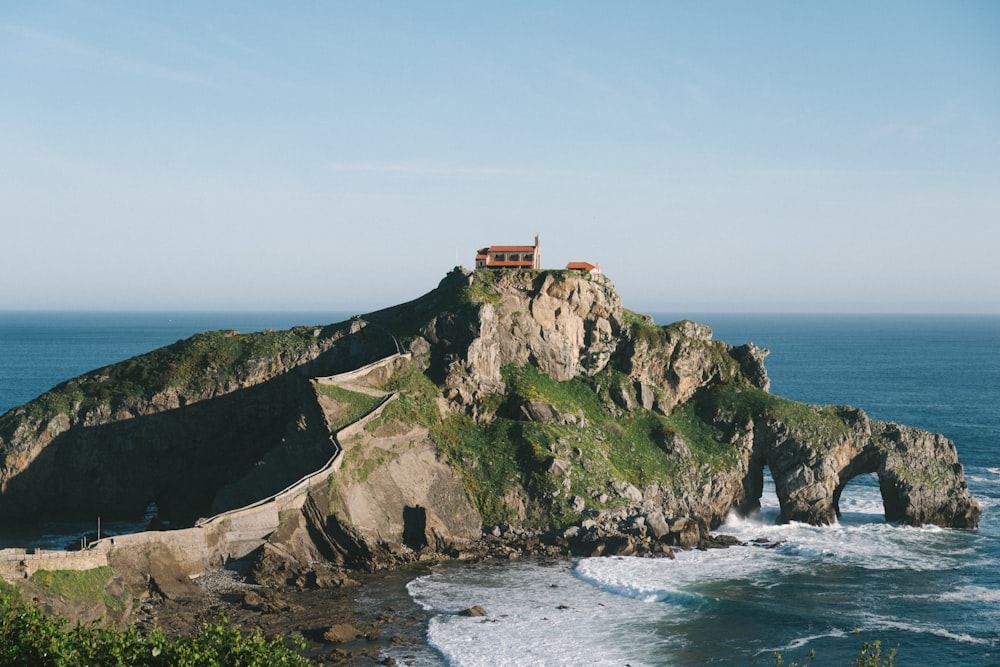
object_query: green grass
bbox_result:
[341,446,392,483]
[1,321,353,449]
[376,360,744,527]
[691,384,853,446]
[29,567,126,615]
[314,382,383,431]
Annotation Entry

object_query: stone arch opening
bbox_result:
[832,472,884,524]
[831,450,900,523]
[741,447,900,526]
[739,454,768,519]
[738,455,788,523]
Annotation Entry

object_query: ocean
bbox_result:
[1,312,998,665]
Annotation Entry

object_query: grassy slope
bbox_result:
[1,322,352,450]
[338,350,850,530]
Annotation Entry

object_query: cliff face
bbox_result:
[409,270,623,411]
[275,269,975,572]
[0,321,397,522]
[0,269,981,567]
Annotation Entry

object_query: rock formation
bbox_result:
[0,320,397,522]
[0,268,981,578]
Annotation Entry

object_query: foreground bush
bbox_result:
[0,580,310,666]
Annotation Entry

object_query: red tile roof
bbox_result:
[566,261,600,271]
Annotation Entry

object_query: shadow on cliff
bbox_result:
[0,329,398,527]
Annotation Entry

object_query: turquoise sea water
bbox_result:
[1,311,998,665]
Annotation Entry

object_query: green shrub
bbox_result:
[0,580,310,666]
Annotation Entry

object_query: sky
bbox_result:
[1,1,998,314]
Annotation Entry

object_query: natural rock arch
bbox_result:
[738,411,979,528]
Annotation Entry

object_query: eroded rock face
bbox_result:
[748,410,980,528]
[341,442,482,549]
[0,266,981,582]
[614,321,770,415]
[416,270,624,411]
[874,422,981,528]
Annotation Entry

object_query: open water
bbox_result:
[1,312,998,665]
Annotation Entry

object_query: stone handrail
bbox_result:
[315,351,410,386]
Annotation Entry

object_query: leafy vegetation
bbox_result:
[0,579,310,666]
[774,640,897,667]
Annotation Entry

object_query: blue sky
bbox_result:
[2,2,998,313]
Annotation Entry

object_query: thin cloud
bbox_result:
[866,111,958,144]
[549,63,624,99]
[0,21,218,88]
[322,161,553,177]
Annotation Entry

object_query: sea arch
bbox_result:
[740,423,908,526]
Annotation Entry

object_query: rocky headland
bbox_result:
[0,268,981,660]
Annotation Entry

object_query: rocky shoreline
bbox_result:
[0,269,981,665]
[135,517,766,667]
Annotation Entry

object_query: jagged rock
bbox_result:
[753,410,980,528]
[0,267,981,588]
[324,623,364,643]
[875,422,981,528]
[241,590,291,613]
[548,458,572,477]
[731,343,771,392]
[644,511,670,539]
[414,270,623,411]
[611,384,635,411]
[662,517,707,548]
[655,431,691,458]
[637,383,655,410]
[460,605,489,617]
[610,481,643,503]
[520,401,587,427]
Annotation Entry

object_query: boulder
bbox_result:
[610,481,643,503]
[324,624,364,643]
[644,511,670,539]
[460,605,489,617]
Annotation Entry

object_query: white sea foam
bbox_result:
[938,585,1000,604]
[967,466,1000,487]
[864,615,996,646]
[406,470,995,665]
[574,548,806,606]
[758,628,849,656]
[406,561,678,667]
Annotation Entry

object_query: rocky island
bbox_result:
[0,268,981,662]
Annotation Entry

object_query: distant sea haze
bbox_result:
[1,311,998,664]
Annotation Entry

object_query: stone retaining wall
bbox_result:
[0,547,109,580]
